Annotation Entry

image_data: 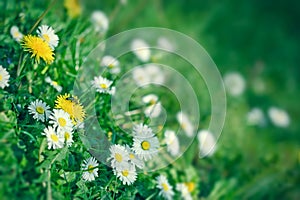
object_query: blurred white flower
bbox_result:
[144,64,165,85]
[45,76,62,92]
[164,130,180,156]
[268,107,290,128]
[142,94,162,118]
[100,55,120,74]
[157,37,175,52]
[81,157,99,182]
[176,183,192,200]
[91,11,109,32]
[197,130,217,157]
[247,108,265,126]
[10,26,23,42]
[28,99,51,122]
[113,162,137,185]
[0,65,10,89]
[37,25,59,49]
[176,111,194,137]
[223,72,246,96]
[156,175,174,200]
[120,0,127,5]
[131,39,151,62]
[91,75,115,95]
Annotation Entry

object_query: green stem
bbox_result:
[47,168,52,200]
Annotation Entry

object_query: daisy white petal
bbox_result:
[43,126,64,150]
[268,107,290,128]
[125,145,144,169]
[28,99,51,122]
[156,175,174,200]
[81,157,99,182]
[45,76,62,92]
[132,123,154,138]
[113,162,137,185]
[223,72,246,97]
[144,64,165,85]
[37,25,59,49]
[0,65,10,89]
[131,39,151,62]
[176,183,192,200]
[100,55,120,74]
[132,67,151,86]
[176,111,194,137]
[108,144,130,170]
[91,75,115,95]
[164,130,180,157]
[91,11,109,33]
[197,130,217,157]
[49,109,73,132]
[132,136,159,161]
[10,26,23,42]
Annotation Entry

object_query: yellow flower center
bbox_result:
[141,141,150,150]
[122,170,129,177]
[149,99,156,105]
[115,153,123,162]
[100,83,108,89]
[162,183,169,191]
[65,132,70,140]
[42,34,50,42]
[185,182,195,192]
[129,153,135,159]
[58,117,67,127]
[52,81,58,86]
[108,63,114,68]
[36,106,45,114]
[88,165,94,173]
[0,74,2,81]
[50,134,59,142]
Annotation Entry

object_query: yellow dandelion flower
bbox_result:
[55,93,86,124]
[21,35,54,64]
[64,0,81,18]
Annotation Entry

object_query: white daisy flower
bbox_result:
[164,130,180,157]
[37,25,59,49]
[156,175,174,200]
[49,109,73,132]
[45,77,62,92]
[125,145,144,169]
[223,72,246,97]
[0,65,10,89]
[176,111,194,137]
[120,0,127,5]
[43,126,64,150]
[131,39,151,62]
[132,136,160,161]
[142,94,162,118]
[247,108,265,126]
[100,55,120,74]
[10,26,23,42]
[91,11,109,33]
[81,157,99,182]
[268,107,290,128]
[59,130,74,147]
[197,130,217,157]
[132,123,154,138]
[157,37,175,52]
[28,99,51,122]
[144,64,165,85]
[176,183,192,200]
[113,162,137,185]
[91,75,115,95]
[108,144,130,170]
[132,67,151,86]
